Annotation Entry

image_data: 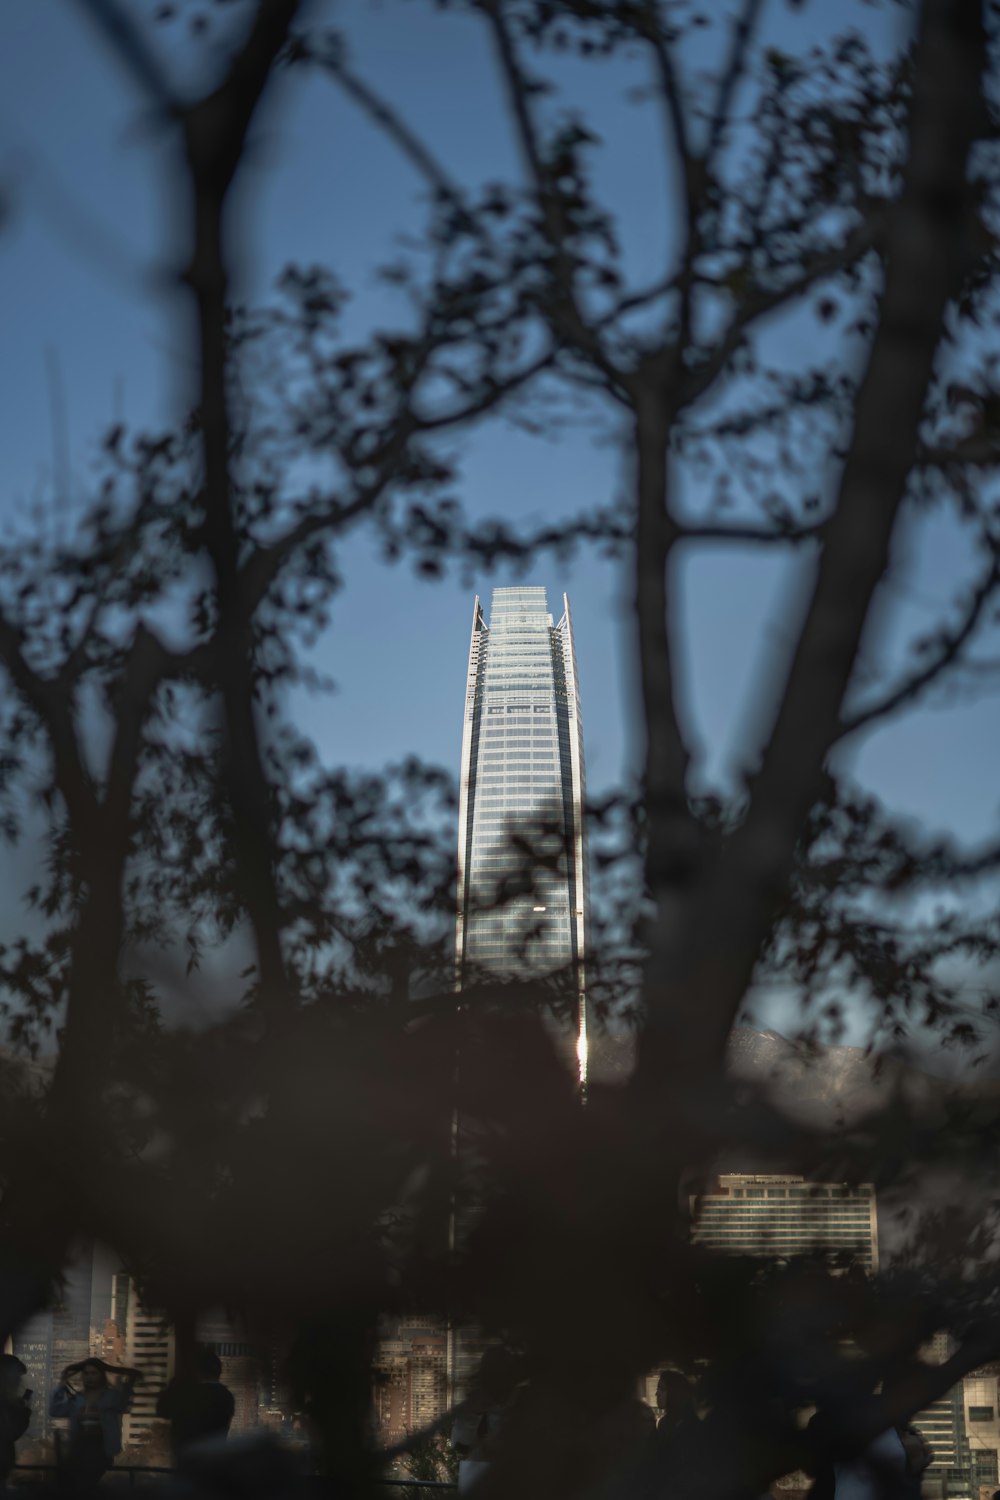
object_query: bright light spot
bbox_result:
[533,905,546,911]
[577,1001,589,1093]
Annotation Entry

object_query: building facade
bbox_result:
[691,1185,999,1500]
[961,1364,1000,1499]
[13,1311,53,1444]
[13,1247,95,1446]
[692,1174,879,1271]
[915,1338,999,1500]
[122,1287,175,1453]
[445,586,590,1407]
[456,585,588,1079]
[372,1318,449,1449]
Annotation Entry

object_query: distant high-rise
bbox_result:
[122,1286,174,1452]
[693,1174,879,1271]
[14,1247,94,1446]
[456,585,588,1078]
[13,1312,53,1443]
[372,1318,448,1450]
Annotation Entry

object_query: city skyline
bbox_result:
[1,5,998,1496]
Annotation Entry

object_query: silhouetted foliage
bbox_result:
[3,1,1000,1498]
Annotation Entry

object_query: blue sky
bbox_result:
[1,0,998,996]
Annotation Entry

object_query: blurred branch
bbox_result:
[920,432,1000,469]
[0,604,96,828]
[637,0,695,226]
[635,3,697,353]
[704,0,766,168]
[482,0,629,399]
[839,544,1000,738]
[49,626,195,1105]
[630,0,765,362]
[178,0,302,1021]
[182,0,301,197]
[681,207,889,406]
[632,383,700,922]
[68,0,176,112]
[240,332,563,613]
[297,35,488,244]
[635,0,987,1093]
[678,518,827,546]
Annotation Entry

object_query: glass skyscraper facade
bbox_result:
[455,585,588,1080]
[446,586,589,1404]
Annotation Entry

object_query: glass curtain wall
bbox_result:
[455,585,588,1080]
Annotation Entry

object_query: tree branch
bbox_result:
[179,1,303,1021]
[183,0,301,199]
[637,1,695,227]
[704,0,766,168]
[68,0,176,112]
[681,206,889,407]
[838,545,1000,738]
[678,518,827,546]
[633,384,702,958]
[482,1,629,397]
[919,433,1000,469]
[634,0,987,1096]
[636,0,765,365]
[299,36,487,244]
[240,336,563,615]
[638,4,697,354]
[49,625,190,1111]
[0,603,96,831]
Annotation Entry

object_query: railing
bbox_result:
[10,1465,458,1492]
[378,1485,458,1497]
[11,1464,172,1489]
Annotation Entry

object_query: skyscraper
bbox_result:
[456,585,588,1079]
[122,1286,174,1453]
[446,586,589,1403]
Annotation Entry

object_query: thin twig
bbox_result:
[303,38,488,245]
[68,0,176,111]
[681,207,889,407]
[839,547,1000,738]
[482,0,629,397]
[704,0,767,168]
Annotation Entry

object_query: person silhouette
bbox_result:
[0,1355,31,1492]
[156,1346,235,1458]
[50,1357,141,1495]
[654,1369,698,1438]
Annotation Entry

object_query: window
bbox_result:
[969,1407,994,1423]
